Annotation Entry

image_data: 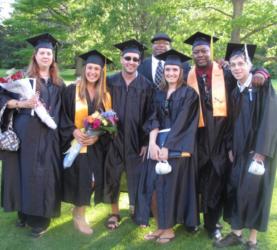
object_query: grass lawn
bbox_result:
[0,167,276,250]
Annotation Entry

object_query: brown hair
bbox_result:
[159,66,185,91]
[77,65,105,110]
[26,49,61,90]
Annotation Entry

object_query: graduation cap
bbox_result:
[156,49,191,66]
[184,31,219,48]
[151,33,172,43]
[79,50,113,67]
[26,33,60,62]
[225,43,256,62]
[114,39,147,56]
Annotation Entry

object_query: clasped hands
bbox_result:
[149,142,168,161]
[73,129,99,146]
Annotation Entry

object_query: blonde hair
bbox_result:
[27,50,61,90]
[77,65,105,110]
[159,66,185,91]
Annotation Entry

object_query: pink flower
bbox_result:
[92,119,101,129]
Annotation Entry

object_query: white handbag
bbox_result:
[248,160,265,176]
[155,160,172,175]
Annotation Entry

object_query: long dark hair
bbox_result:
[77,65,105,110]
[159,66,185,91]
[27,49,61,90]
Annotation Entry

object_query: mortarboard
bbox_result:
[79,50,113,67]
[184,31,219,48]
[151,33,172,43]
[156,49,191,66]
[225,43,256,62]
[114,39,147,56]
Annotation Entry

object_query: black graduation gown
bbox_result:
[227,79,277,231]
[0,78,63,218]
[103,72,152,205]
[60,84,108,206]
[135,86,200,229]
[194,68,235,213]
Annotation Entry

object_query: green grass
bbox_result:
[0,163,277,250]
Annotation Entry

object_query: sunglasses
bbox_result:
[123,56,140,63]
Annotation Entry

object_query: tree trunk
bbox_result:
[231,0,245,43]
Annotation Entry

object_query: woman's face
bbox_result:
[85,63,102,84]
[164,65,181,85]
[35,48,54,69]
[229,55,251,83]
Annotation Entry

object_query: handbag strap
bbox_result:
[0,103,15,131]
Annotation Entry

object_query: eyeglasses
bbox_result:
[229,61,247,69]
[123,56,140,63]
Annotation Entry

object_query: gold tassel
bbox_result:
[103,60,112,111]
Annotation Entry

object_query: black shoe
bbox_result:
[209,228,222,241]
[30,227,47,238]
[245,241,258,250]
[16,219,26,228]
[213,232,244,248]
[185,226,199,234]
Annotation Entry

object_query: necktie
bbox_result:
[154,60,163,86]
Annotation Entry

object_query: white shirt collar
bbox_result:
[237,73,253,93]
[152,55,164,81]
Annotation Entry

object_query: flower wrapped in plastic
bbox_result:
[0,70,57,129]
[63,110,118,168]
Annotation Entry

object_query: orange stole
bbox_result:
[75,84,88,153]
[187,61,227,127]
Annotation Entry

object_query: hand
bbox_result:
[252,73,265,87]
[20,95,38,109]
[139,146,148,162]
[216,58,229,69]
[253,153,265,163]
[149,143,160,161]
[159,147,168,161]
[82,136,99,146]
[73,129,88,144]
[228,150,234,163]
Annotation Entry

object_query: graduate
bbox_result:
[135,49,200,243]
[214,44,277,250]
[60,50,112,235]
[0,33,64,237]
[184,32,269,240]
[103,39,153,229]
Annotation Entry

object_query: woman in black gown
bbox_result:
[215,44,277,250]
[0,33,64,237]
[135,49,200,243]
[60,50,112,235]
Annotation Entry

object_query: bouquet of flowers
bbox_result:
[0,69,57,129]
[63,110,118,168]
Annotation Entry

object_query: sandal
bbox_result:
[105,214,121,230]
[156,235,175,244]
[144,232,161,241]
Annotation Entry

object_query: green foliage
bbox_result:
[0,0,276,76]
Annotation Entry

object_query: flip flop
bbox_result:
[144,232,161,241]
[156,235,175,244]
[105,214,121,230]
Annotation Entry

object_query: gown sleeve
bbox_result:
[254,79,277,158]
[164,87,199,153]
[59,84,77,153]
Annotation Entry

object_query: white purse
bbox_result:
[155,160,172,175]
[248,160,265,176]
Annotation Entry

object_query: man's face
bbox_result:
[120,52,140,74]
[152,40,171,57]
[192,45,211,67]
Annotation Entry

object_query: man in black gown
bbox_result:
[184,32,270,241]
[104,39,153,229]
